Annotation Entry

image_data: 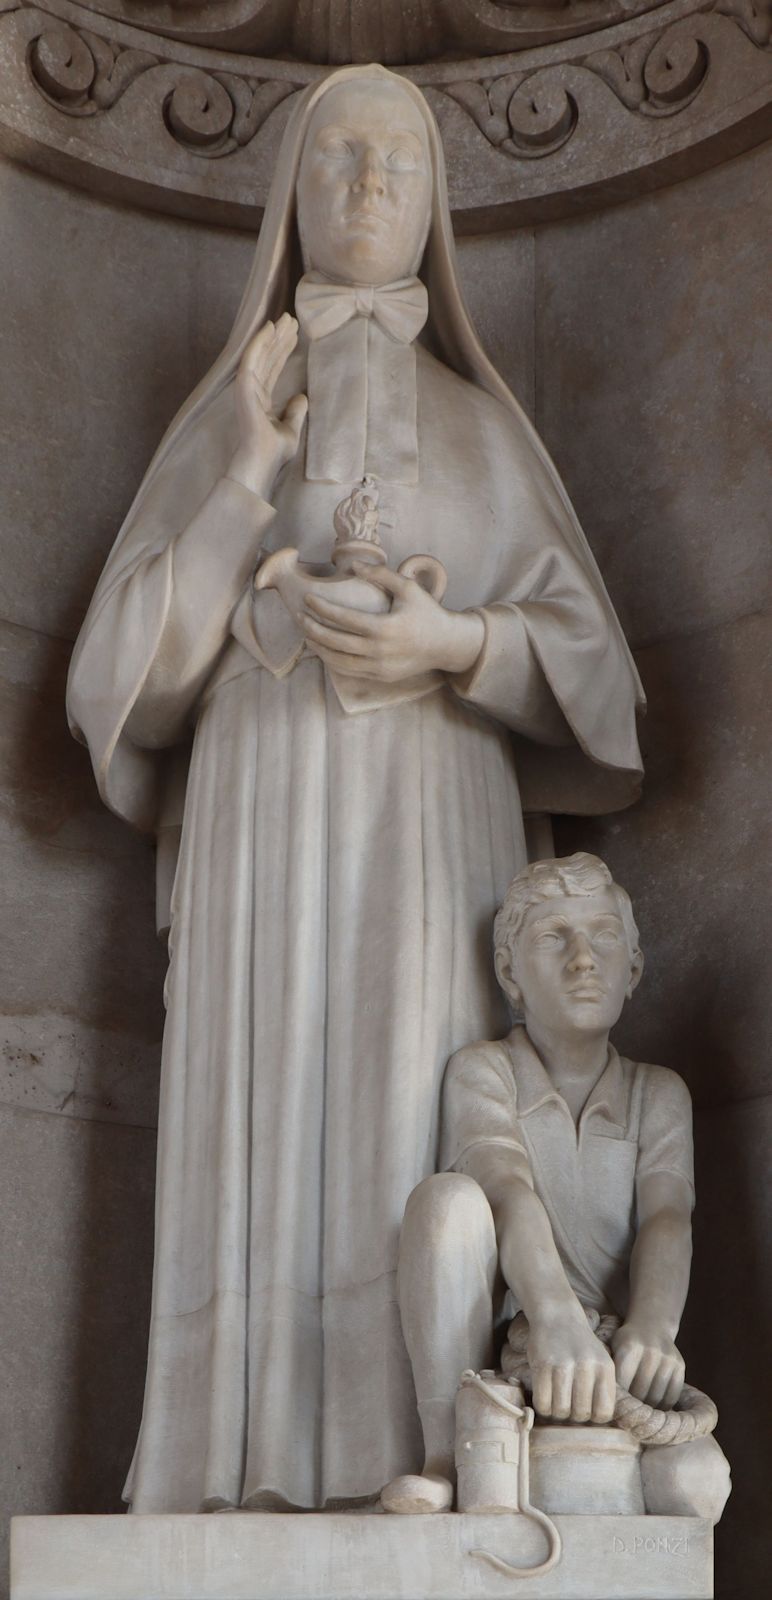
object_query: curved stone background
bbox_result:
[0,2,770,1588]
[0,0,770,228]
[73,0,677,61]
[1,136,770,1598]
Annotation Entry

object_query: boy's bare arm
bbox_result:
[612,1170,693,1410]
[460,1143,616,1424]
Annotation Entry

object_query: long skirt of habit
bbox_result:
[125,655,526,1512]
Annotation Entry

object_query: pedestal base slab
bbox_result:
[11,1512,712,1600]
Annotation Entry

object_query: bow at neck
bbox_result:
[294,273,428,486]
[295,273,429,346]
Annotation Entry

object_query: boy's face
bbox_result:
[506,889,641,1039]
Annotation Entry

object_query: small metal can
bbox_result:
[455,1370,527,1514]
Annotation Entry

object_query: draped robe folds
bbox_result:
[67,330,643,1513]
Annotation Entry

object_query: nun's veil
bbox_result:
[68,65,643,854]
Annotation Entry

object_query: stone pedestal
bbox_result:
[530,1426,645,1516]
[11,1512,712,1600]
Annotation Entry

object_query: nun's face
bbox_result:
[296,81,432,287]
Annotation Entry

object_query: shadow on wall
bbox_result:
[554,623,772,1600]
[546,149,772,1597]
[686,1103,772,1600]
[5,624,161,1532]
[532,153,770,661]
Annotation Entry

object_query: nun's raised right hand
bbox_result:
[228,314,308,498]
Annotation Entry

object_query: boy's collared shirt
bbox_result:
[441,1025,694,1321]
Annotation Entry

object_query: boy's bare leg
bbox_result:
[382,1172,497,1511]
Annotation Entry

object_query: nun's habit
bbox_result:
[67,67,644,1512]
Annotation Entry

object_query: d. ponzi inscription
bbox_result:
[613,1532,691,1555]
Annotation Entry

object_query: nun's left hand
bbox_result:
[301,565,485,682]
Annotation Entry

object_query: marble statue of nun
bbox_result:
[67,65,645,1514]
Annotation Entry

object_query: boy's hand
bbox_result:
[528,1306,616,1424]
[612,1320,685,1409]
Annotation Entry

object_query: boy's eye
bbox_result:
[534,932,561,948]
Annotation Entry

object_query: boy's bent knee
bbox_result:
[403,1172,492,1237]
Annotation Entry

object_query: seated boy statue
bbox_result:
[383,853,730,1520]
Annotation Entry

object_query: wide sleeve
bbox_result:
[123,477,275,746]
[452,520,644,816]
[450,533,642,770]
[428,365,645,817]
[450,602,572,746]
[67,475,274,832]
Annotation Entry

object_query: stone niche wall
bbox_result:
[0,141,769,1598]
[543,144,772,1600]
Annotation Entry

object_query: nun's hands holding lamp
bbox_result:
[302,565,485,682]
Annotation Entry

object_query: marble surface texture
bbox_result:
[0,131,769,1600]
[65,69,647,1518]
[10,1513,714,1600]
[4,0,770,230]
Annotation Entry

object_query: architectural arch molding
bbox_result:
[0,0,770,229]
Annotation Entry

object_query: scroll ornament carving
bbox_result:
[163,74,297,155]
[441,72,579,159]
[584,0,771,110]
[23,1,772,166]
[26,14,299,152]
[1,0,770,226]
[441,0,771,157]
[29,24,156,113]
